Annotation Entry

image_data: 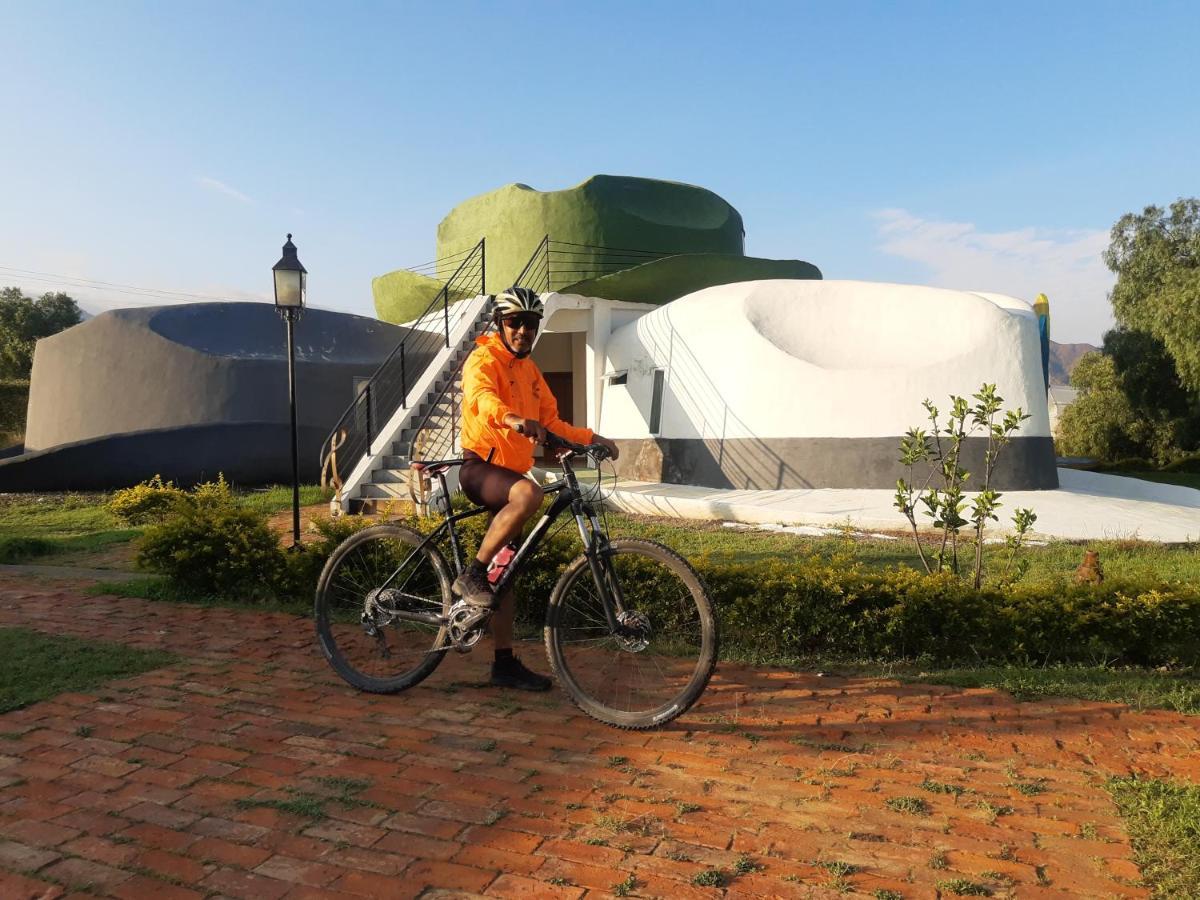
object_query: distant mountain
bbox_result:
[1048,341,1098,386]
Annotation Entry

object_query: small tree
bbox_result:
[0,287,83,379]
[895,384,1036,587]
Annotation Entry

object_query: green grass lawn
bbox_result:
[601,510,1200,587]
[1107,777,1200,897]
[0,484,332,565]
[0,626,177,713]
[904,664,1200,715]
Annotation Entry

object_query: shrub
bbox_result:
[188,473,234,509]
[137,501,283,601]
[275,515,378,605]
[703,555,1200,667]
[108,474,186,525]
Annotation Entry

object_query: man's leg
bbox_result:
[480,482,550,691]
[476,478,542,565]
[452,475,541,608]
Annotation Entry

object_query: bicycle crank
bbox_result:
[446,600,490,653]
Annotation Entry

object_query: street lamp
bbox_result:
[272,233,307,548]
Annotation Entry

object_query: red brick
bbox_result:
[185,835,272,869]
[200,866,293,899]
[116,822,198,852]
[453,841,544,875]
[401,859,495,892]
[0,837,61,872]
[0,870,65,899]
[109,875,206,900]
[41,856,132,890]
[254,854,344,887]
[135,848,209,883]
[486,873,585,898]
[332,869,422,898]
[60,835,139,867]
[0,819,79,848]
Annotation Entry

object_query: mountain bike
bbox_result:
[314,434,718,729]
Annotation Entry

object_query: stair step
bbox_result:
[360,482,413,499]
[382,454,410,467]
[372,468,412,484]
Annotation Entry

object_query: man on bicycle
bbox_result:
[455,286,620,691]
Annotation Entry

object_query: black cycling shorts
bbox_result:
[459,451,529,513]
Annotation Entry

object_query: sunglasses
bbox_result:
[502,314,540,332]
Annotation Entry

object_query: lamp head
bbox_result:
[272,233,307,310]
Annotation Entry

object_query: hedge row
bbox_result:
[129,486,1200,668]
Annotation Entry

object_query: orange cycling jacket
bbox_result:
[460,333,594,473]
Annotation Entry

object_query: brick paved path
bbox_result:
[1,581,1197,899]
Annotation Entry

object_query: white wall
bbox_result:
[599,279,1053,441]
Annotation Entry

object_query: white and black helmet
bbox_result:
[492,286,544,319]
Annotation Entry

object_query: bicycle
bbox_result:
[314,433,718,729]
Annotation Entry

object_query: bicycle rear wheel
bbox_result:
[315,524,451,693]
[545,538,718,729]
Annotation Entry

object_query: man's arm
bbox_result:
[463,353,515,426]
[535,370,620,459]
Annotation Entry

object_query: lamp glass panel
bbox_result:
[274,269,303,307]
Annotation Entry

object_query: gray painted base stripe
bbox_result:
[614,436,1059,491]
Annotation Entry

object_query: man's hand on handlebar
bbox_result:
[504,414,620,462]
[594,435,620,461]
[503,413,547,445]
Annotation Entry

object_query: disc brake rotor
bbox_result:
[615,610,651,652]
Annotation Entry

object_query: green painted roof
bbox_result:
[373,175,819,323]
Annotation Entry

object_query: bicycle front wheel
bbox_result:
[545,538,718,729]
[315,524,451,693]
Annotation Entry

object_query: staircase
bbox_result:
[324,233,652,515]
[319,239,488,515]
[348,301,493,513]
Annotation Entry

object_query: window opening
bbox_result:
[649,369,665,435]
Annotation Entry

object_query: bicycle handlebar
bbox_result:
[514,423,611,462]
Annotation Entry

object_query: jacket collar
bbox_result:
[476,331,521,363]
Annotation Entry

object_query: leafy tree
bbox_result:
[0,287,83,379]
[1056,352,1142,461]
[1060,199,1200,464]
[1105,199,1200,394]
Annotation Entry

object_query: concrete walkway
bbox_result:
[607,468,1200,543]
[2,582,1196,898]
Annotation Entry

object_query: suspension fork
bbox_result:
[572,496,625,633]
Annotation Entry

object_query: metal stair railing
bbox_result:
[400,235,679,466]
[515,236,674,295]
[319,238,485,487]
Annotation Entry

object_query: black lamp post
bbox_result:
[272,233,306,548]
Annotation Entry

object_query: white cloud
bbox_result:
[872,208,1114,345]
[197,176,252,204]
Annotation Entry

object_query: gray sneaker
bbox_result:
[452,567,498,609]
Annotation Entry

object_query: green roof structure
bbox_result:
[373,175,820,323]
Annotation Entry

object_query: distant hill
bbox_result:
[1048,341,1098,386]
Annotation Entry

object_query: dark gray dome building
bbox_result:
[0,302,403,490]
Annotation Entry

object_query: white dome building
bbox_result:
[595,280,1057,490]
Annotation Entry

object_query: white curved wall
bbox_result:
[600,279,1051,442]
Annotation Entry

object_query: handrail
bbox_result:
[402,235,681,463]
[512,236,680,295]
[318,238,486,481]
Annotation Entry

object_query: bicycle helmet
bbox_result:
[493,286,544,319]
[492,286,543,358]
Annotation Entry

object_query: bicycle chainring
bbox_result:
[446,600,489,653]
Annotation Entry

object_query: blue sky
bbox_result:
[2,1,1196,344]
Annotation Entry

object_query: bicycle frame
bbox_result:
[378,453,627,633]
